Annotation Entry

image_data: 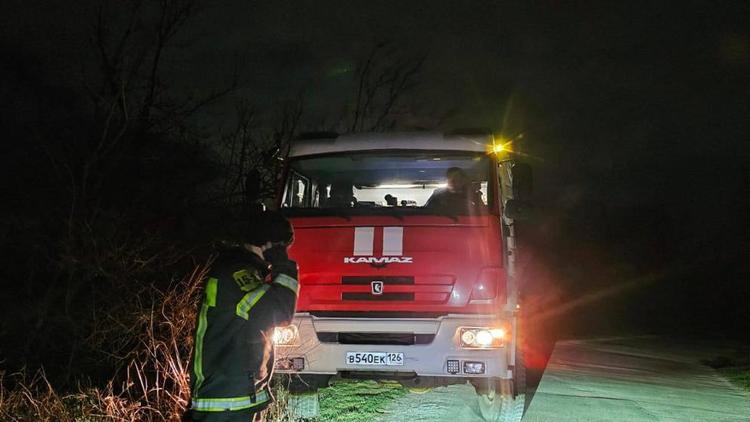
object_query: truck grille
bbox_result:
[303,275,453,304]
[316,332,435,345]
[342,292,414,301]
[342,276,416,301]
[341,276,414,285]
[310,311,448,318]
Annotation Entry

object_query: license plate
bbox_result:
[346,352,404,366]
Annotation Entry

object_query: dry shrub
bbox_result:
[98,263,209,421]
[266,385,291,422]
[1,264,208,421]
[0,369,90,421]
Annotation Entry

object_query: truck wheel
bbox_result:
[471,345,526,422]
[513,340,527,402]
[473,379,525,422]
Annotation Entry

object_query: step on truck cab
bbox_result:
[273,131,531,420]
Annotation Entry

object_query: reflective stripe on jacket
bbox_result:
[191,389,271,412]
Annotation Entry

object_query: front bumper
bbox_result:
[275,313,512,379]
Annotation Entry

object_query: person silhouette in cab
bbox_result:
[425,167,482,213]
[327,182,356,208]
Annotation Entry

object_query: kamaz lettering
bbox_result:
[344,256,413,264]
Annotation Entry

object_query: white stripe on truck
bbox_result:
[353,227,375,256]
[382,227,404,256]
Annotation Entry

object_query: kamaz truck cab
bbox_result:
[274,131,530,420]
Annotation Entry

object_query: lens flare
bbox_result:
[490,328,506,339]
[475,330,493,346]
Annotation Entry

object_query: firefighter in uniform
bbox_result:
[187,212,298,421]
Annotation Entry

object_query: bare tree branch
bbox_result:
[348,41,425,133]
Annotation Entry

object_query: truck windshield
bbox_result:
[281,151,493,216]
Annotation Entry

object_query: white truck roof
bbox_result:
[288,132,492,158]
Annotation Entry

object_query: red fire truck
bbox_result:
[273,131,531,419]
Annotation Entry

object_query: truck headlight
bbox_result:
[458,326,506,349]
[273,325,299,346]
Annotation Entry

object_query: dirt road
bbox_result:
[309,337,750,421]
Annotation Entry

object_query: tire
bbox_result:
[471,344,526,422]
[514,338,527,400]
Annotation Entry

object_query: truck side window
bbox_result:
[284,171,309,207]
[479,181,488,205]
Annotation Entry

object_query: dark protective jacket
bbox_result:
[189,247,298,414]
[424,187,483,213]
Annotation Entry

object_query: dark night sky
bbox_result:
[2,1,749,334]
[4,1,747,168]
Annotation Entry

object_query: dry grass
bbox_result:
[0,264,208,421]
[0,369,90,421]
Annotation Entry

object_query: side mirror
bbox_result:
[511,162,533,201]
[504,199,533,220]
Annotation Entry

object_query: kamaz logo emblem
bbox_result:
[344,227,413,265]
[371,281,384,295]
